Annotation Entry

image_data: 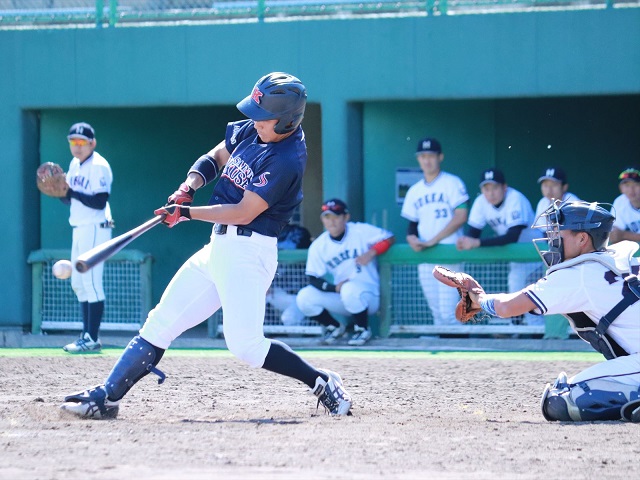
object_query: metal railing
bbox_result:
[0,0,634,28]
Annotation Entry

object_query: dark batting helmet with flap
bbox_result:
[237,72,307,134]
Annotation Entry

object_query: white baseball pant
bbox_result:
[418,263,460,326]
[296,281,380,319]
[140,226,278,368]
[70,224,111,303]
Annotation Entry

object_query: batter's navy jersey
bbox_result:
[209,119,306,237]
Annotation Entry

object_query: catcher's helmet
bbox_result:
[532,200,615,267]
[237,72,307,134]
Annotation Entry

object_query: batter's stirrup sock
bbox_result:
[352,309,368,329]
[311,309,339,328]
[262,339,324,388]
[87,300,104,342]
[80,301,89,334]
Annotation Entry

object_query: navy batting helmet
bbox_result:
[532,200,615,267]
[237,72,307,134]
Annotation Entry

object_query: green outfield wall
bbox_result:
[1,9,639,328]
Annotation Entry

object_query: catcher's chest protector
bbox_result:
[550,244,640,359]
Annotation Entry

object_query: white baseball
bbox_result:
[52,260,73,280]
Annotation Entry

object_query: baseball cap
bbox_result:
[67,122,95,141]
[479,168,506,187]
[416,137,442,155]
[321,199,349,216]
[537,167,567,185]
[618,166,640,184]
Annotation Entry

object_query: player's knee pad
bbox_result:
[104,335,166,401]
[541,371,631,422]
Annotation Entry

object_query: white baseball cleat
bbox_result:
[321,324,347,345]
[311,369,352,416]
[60,385,119,420]
[348,326,372,346]
[62,332,102,354]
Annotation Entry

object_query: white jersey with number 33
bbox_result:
[305,222,393,286]
[401,172,468,244]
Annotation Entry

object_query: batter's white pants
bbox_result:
[140,226,278,368]
[70,224,111,303]
[418,263,460,326]
[295,281,380,320]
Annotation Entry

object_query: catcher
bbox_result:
[433,200,640,423]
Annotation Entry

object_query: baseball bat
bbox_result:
[75,215,165,273]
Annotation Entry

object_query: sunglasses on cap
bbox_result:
[68,138,90,147]
[618,169,640,182]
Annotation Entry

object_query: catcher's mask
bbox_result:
[236,72,307,134]
[532,200,615,268]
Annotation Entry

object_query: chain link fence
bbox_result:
[1,0,634,28]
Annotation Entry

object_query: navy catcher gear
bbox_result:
[236,72,307,134]
[533,200,615,267]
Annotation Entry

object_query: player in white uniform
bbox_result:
[400,137,468,326]
[457,168,541,325]
[61,123,113,353]
[610,166,640,245]
[296,199,395,346]
[534,167,580,233]
[470,200,640,422]
[61,73,353,419]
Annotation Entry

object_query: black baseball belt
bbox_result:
[214,224,253,237]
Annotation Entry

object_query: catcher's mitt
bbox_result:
[36,162,69,198]
[432,265,484,323]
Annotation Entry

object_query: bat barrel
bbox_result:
[75,215,164,273]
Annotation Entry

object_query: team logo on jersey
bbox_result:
[252,172,270,187]
[71,175,89,190]
[230,124,242,145]
[251,87,263,104]
[221,155,253,190]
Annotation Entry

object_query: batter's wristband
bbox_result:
[180,206,191,219]
[480,295,497,316]
[372,237,393,255]
[189,154,219,185]
[179,183,195,198]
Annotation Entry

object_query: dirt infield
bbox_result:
[0,351,637,480]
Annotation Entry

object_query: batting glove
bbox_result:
[167,183,195,206]
[155,205,191,228]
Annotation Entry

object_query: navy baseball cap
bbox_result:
[416,137,442,155]
[321,199,349,216]
[618,166,640,184]
[538,167,567,185]
[67,122,95,141]
[479,168,506,187]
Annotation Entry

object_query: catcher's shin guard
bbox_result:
[104,335,166,401]
[541,372,631,422]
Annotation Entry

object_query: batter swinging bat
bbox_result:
[75,215,165,273]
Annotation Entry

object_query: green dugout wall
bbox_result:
[1,9,639,328]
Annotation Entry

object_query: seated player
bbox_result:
[296,199,395,346]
